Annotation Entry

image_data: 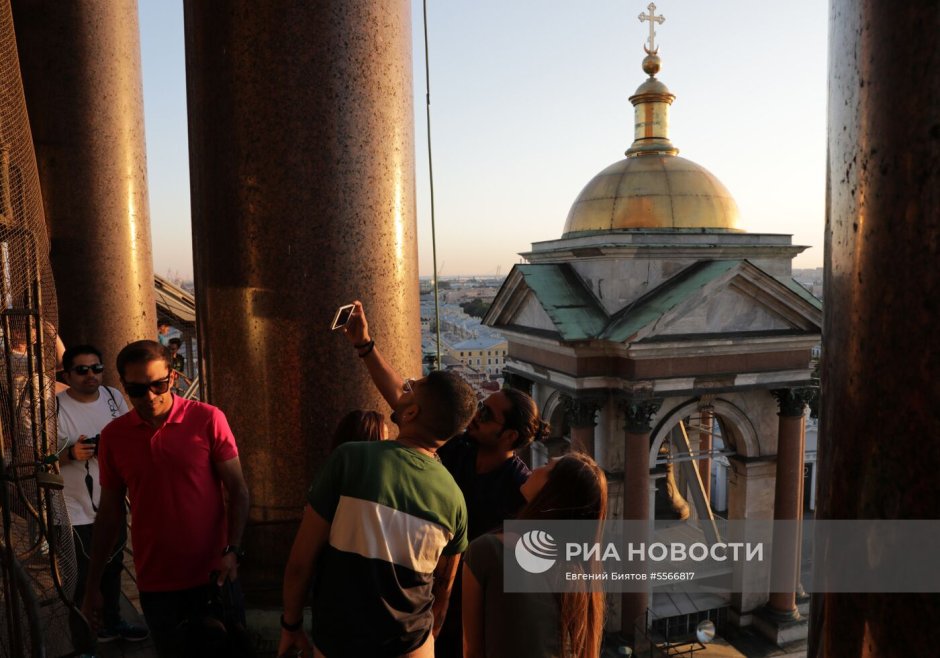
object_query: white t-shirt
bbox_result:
[57,386,129,525]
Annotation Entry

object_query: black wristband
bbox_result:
[222,544,245,562]
[353,338,372,349]
[357,339,375,357]
[281,614,302,632]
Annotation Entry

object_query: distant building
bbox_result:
[483,38,822,645]
[448,336,507,378]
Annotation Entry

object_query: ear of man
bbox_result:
[497,428,520,451]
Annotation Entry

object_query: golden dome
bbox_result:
[562,12,742,237]
[562,155,741,235]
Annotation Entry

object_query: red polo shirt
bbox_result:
[98,396,238,592]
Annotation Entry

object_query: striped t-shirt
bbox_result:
[307,440,468,657]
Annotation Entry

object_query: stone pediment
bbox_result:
[485,260,821,344]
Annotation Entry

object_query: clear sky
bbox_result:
[139,1,828,280]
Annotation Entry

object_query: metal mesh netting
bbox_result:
[0,0,80,656]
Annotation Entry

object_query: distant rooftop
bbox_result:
[452,336,506,350]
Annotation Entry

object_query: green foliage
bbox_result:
[460,298,491,319]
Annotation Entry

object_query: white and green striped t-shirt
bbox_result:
[307,440,468,657]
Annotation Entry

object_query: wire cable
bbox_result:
[422,0,443,371]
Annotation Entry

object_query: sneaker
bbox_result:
[97,620,150,643]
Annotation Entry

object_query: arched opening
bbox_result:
[643,398,761,637]
[650,398,760,522]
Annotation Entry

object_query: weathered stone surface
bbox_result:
[14,0,156,382]
[183,0,420,601]
[813,1,940,656]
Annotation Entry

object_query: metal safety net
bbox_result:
[0,0,80,656]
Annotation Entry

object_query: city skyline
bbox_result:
[140,1,827,279]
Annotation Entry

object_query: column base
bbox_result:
[753,605,808,647]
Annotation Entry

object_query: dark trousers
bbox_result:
[72,522,126,628]
[139,581,248,658]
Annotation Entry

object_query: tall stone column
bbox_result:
[565,396,601,457]
[814,2,940,656]
[12,0,156,383]
[183,0,421,601]
[767,389,807,618]
[618,398,661,643]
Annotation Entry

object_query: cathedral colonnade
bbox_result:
[182,0,421,599]
[13,0,157,385]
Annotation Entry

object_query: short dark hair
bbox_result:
[417,371,477,441]
[168,337,182,347]
[502,387,550,450]
[62,344,103,372]
[116,340,171,378]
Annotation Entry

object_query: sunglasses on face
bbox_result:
[477,400,504,427]
[123,376,172,398]
[72,364,104,375]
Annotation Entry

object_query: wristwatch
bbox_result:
[222,544,246,563]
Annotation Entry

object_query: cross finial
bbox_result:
[638,3,665,54]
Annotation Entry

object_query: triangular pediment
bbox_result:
[484,263,607,340]
[602,260,822,343]
[486,260,822,346]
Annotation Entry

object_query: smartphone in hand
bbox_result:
[331,304,355,331]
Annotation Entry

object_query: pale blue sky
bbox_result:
[140,1,827,280]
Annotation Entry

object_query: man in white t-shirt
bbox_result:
[58,345,148,644]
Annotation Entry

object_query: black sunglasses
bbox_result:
[71,364,104,375]
[124,376,172,398]
[477,400,505,428]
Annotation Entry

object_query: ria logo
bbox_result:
[514,530,557,573]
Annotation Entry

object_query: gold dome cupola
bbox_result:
[562,3,742,237]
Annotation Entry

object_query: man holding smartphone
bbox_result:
[336,302,547,658]
[279,301,477,657]
[58,345,148,646]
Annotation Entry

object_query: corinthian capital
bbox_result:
[619,398,663,434]
[771,387,814,417]
[563,396,603,428]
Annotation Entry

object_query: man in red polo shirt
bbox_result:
[81,340,250,656]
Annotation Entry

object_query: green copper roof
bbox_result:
[515,264,607,340]
[600,260,742,342]
[778,277,823,311]
[501,260,822,345]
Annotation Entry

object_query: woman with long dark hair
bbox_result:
[461,452,607,658]
[329,409,388,451]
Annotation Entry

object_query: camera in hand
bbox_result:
[81,434,100,456]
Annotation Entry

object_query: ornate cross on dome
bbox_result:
[638,3,665,54]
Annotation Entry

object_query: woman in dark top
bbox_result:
[462,452,608,658]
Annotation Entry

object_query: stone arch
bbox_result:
[649,396,760,469]
[541,388,568,438]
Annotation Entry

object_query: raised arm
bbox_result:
[343,300,405,408]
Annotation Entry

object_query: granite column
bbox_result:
[814,2,940,655]
[619,398,661,643]
[12,0,157,384]
[767,389,808,619]
[183,0,421,601]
